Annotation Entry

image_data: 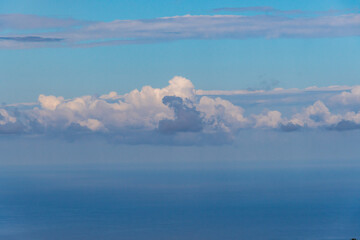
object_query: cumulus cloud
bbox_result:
[158,96,203,133]
[2,10,360,48]
[254,110,282,128]
[286,101,342,128]
[2,76,360,144]
[38,95,64,110]
[331,86,360,105]
[0,109,16,125]
[0,76,244,144]
[329,120,360,131]
[197,96,248,132]
[0,109,23,134]
[331,110,360,131]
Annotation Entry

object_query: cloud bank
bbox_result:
[1,7,360,48]
[2,76,360,144]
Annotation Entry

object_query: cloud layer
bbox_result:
[2,76,360,144]
[1,7,360,48]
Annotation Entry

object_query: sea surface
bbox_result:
[0,165,359,240]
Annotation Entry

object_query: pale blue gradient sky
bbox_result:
[1,0,360,103]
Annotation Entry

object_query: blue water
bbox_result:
[0,166,360,240]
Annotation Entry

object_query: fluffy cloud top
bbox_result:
[288,101,341,128]
[197,97,248,132]
[2,77,360,144]
[254,111,282,128]
[331,86,360,105]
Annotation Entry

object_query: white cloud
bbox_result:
[2,77,360,144]
[197,96,248,132]
[196,85,351,96]
[0,76,251,140]
[331,86,360,105]
[24,76,197,133]
[78,119,105,131]
[0,109,16,125]
[38,95,64,110]
[287,101,341,128]
[196,89,264,96]
[100,91,120,100]
[343,111,360,124]
[2,11,360,48]
[254,110,282,128]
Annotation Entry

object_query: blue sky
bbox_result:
[1,0,356,19]
[1,0,360,103]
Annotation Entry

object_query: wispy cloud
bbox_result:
[213,6,304,15]
[0,36,64,42]
[212,6,358,16]
[1,76,360,144]
[1,9,360,48]
[196,85,351,96]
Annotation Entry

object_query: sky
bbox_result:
[1,0,360,144]
[2,1,360,239]
[1,0,360,103]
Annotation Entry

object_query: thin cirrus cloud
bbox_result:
[213,6,304,15]
[1,76,360,145]
[0,36,64,42]
[212,6,357,15]
[1,7,360,48]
